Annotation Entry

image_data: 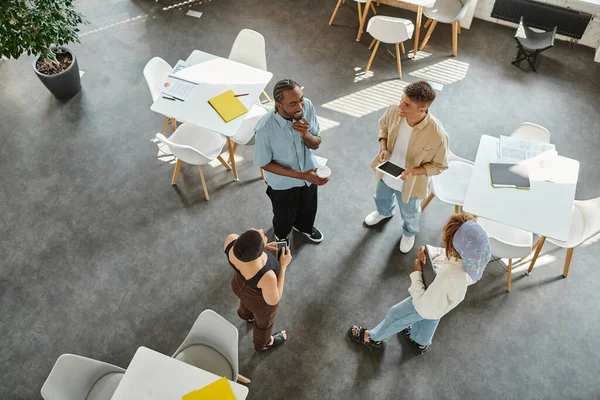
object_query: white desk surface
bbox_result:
[110,346,248,400]
[463,135,579,242]
[151,50,273,137]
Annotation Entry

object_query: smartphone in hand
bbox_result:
[276,241,287,258]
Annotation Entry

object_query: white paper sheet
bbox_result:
[498,135,556,163]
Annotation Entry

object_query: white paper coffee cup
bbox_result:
[316,165,331,178]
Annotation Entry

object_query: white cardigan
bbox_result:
[408,246,475,320]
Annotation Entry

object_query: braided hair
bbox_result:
[273,79,300,104]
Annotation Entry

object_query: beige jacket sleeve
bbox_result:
[422,129,449,177]
[377,105,395,140]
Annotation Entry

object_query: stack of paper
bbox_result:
[498,135,556,163]
[182,377,236,400]
[161,60,197,101]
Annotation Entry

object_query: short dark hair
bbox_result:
[404,81,436,106]
[233,229,265,262]
[273,79,300,103]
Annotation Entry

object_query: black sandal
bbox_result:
[399,327,429,354]
[348,325,383,349]
[260,331,287,351]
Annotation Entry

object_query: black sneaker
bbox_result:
[274,234,290,247]
[293,226,323,243]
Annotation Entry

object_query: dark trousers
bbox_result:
[266,184,318,239]
[231,273,279,351]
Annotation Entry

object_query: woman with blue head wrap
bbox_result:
[349,213,491,352]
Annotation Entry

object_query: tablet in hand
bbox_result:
[377,161,405,179]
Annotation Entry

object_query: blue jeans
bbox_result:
[374,179,423,237]
[369,297,440,346]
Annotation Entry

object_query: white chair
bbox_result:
[228,29,271,103]
[421,151,473,214]
[41,354,125,400]
[365,16,414,79]
[527,197,600,278]
[329,0,378,33]
[477,218,534,292]
[419,0,474,56]
[173,309,251,384]
[155,124,229,201]
[228,105,268,179]
[143,57,177,136]
[510,122,551,144]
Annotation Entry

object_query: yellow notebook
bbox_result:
[182,377,236,400]
[208,90,248,123]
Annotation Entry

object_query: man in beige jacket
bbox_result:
[365,81,449,253]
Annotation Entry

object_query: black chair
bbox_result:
[512,17,557,72]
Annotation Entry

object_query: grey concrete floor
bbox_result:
[1,0,600,399]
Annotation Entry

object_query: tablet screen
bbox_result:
[377,161,404,178]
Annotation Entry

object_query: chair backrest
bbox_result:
[367,16,414,43]
[172,310,239,379]
[455,0,475,22]
[477,218,532,258]
[228,29,267,71]
[155,132,211,165]
[143,57,172,102]
[448,150,474,165]
[510,122,551,144]
[232,105,268,145]
[41,354,125,400]
[575,197,600,244]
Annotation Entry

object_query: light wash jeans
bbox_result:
[374,179,423,237]
[369,296,440,346]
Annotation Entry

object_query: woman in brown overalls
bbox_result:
[224,228,291,351]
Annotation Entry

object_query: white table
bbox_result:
[151,50,273,180]
[357,0,437,57]
[463,135,579,242]
[110,346,248,400]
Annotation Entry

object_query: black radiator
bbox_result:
[491,0,592,39]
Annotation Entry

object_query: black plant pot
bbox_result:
[33,46,81,99]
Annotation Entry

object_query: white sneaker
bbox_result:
[364,211,392,226]
[400,235,415,253]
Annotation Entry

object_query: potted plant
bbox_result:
[0,0,88,99]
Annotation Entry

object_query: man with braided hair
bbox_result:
[254,79,328,245]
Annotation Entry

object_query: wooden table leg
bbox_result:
[356,0,372,41]
[413,6,423,58]
[226,137,239,181]
[526,236,546,275]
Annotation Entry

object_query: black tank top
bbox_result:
[225,240,280,291]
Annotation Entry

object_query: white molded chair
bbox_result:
[173,309,250,384]
[143,57,177,136]
[422,151,473,214]
[527,197,600,278]
[510,122,551,144]
[419,0,474,56]
[365,16,414,79]
[155,124,229,201]
[477,218,534,292]
[228,29,271,103]
[329,0,378,32]
[229,105,269,179]
[41,354,125,400]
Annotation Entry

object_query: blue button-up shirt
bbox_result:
[254,98,321,190]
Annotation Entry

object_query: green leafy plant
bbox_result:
[0,0,88,74]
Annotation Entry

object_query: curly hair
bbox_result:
[404,80,436,106]
[442,212,477,260]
